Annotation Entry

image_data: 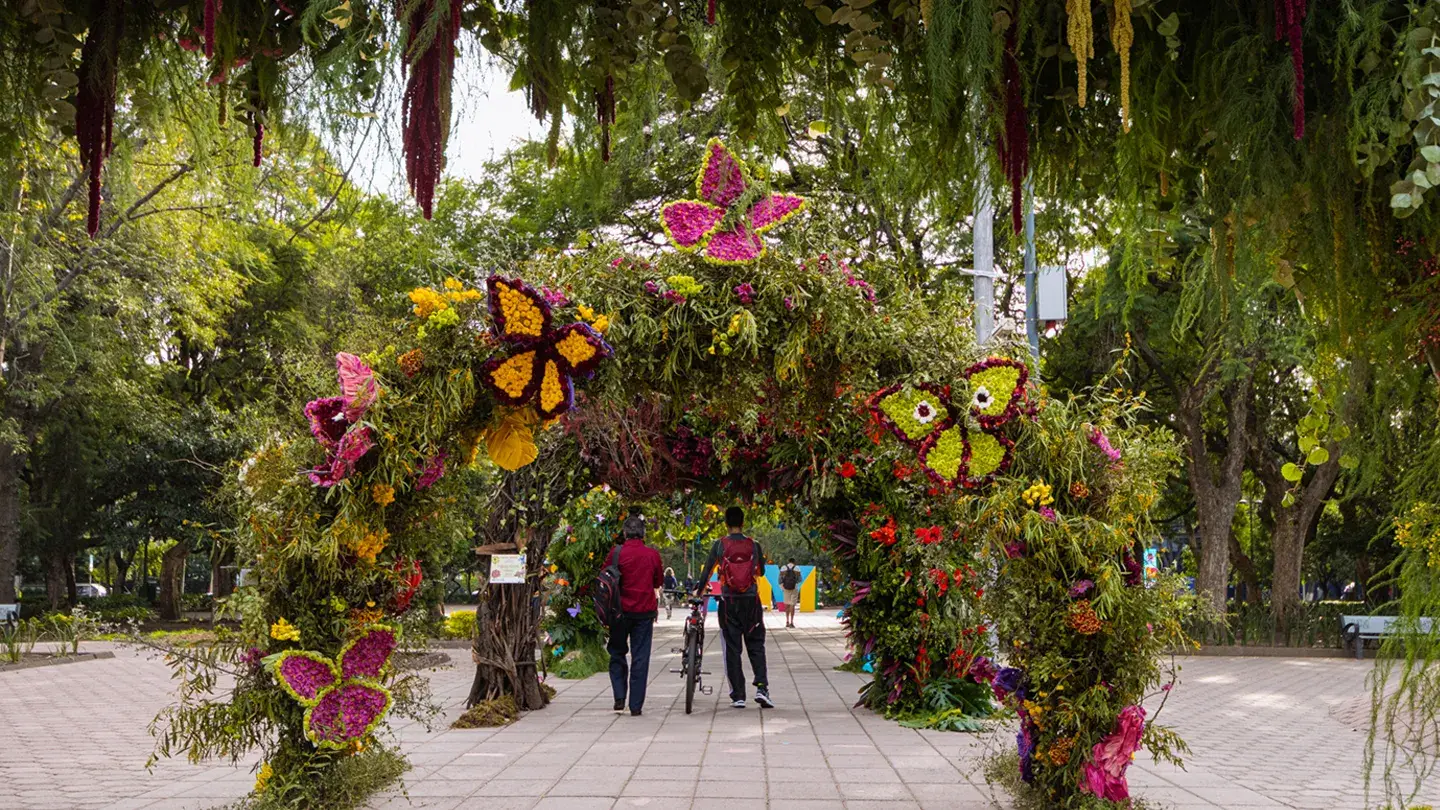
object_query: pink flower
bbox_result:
[1039,506,1057,522]
[541,286,570,307]
[783,296,795,311]
[309,427,374,487]
[416,451,448,490]
[305,397,349,448]
[734,283,755,304]
[1080,705,1146,802]
[335,353,377,423]
[1089,428,1122,463]
[643,280,660,295]
[659,139,805,265]
[1068,579,1094,598]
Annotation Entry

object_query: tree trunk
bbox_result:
[467,524,551,711]
[209,542,235,599]
[1258,452,1341,634]
[45,551,69,611]
[157,540,189,620]
[114,549,131,595]
[1179,368,1253,618]
[1229,533,1263,605]
[0,443,20,603]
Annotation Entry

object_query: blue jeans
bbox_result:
[607,614,654,712]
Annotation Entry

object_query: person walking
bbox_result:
[696,506,773,709]
[607,515,663,716]
[662,567,679,619]
[778,558,801,628]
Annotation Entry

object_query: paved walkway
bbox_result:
[1,614,1437,809]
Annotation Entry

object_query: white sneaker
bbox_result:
[731,698,746,708]
[755,690,774,709]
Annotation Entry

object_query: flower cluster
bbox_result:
[914,526,943,545]
[1067,600,1102,635]
[1021,481,1054,507]
[733,282,755,304]
[1080,705,1146,801]
[270,618,301,642]
[339,626,397,680]
[1069,480,1090,498]
[409,287,448,319]
[305,353,379,487]
[839,261,877,303]
[576,304,610,333]
[1089,427,1122,464]
[709,313,744,356]
[1068,579,1094,598]
[416,452,447,490]
[666,275,704,296]
[493,281,547,338]
[398,348,424,378]
[839,461,857,478]
[277,652,335,700]
[371,483,395,506]
[869,516,898,546]
[254,762,273,793]
[350,527,389,564]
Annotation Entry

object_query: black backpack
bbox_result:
[780,565,800,590]
[593,546,623,628]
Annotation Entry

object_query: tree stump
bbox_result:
[467,526,552,711]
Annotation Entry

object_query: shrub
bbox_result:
[442,610,476,640]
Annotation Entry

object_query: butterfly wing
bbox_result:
[749,193,806,233]
[961,357,1029,427]
[868,382,954,448]
[338,625,397,680]
[704,227,765,265]
[487,276,553,343]
[963,429,1014,485]
[551,322,613,378]
[304,681,392,748]
[696,138,748,207]
[917,424,1014,488]
[274,651,339,706]
[536,355,576,418]
[660,200,726,251]
[482,349,541,406]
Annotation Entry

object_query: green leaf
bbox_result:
[1157,13,1180,36]
[1392,192,1415,209]
[1298,436,1317,453]
[1307,447,1330,465]
[815,6,833,24]
[807,120,830,138]
[1339,454,1360,471]
[1281,463,1304,482]
[1282,492,1296,508]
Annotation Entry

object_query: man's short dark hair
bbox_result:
[725,505,745,528]
[622,515,646,538]
[788,557,796,564]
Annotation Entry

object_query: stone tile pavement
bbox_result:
[1,613,1436,809]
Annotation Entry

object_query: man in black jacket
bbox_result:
[696,505,773,709]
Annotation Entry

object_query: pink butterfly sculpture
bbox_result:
[272,625,397,748]
[659,138,806,264]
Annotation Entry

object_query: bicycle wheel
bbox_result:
[684,626,700,714]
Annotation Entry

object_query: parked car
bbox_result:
[76,583,109,598]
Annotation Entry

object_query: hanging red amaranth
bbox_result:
[595,74,615,162]
[399,0,463,219]
[76,1,123,238]
[250,110,264,167]
[1275,0,1306,139]
[707,0,717,26]
[997,12,1029,234]
[203,0,221,59]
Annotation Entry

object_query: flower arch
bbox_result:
[158,139,1188,809]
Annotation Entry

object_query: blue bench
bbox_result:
[1341,615,1434,659]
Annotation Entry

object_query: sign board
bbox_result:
[0,604,17,623]
[1143,548,1160,582]
[489,554,527,584]
[1037,266,1069,321]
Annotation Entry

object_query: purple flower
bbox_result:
[1039,506,1057,522]
[541,286,570,307]
[240,646,264,669]
[1068,579,1094,598]
[1090,428,1123,463]
[992,666,1023,699]
[783,296,795,311]
[967,655,997,684]
[1016,714,1036,783]
[733,283,755,304]
[277,654,337,701]
[305,397,349,447]
[416,451,448,490]
[308,682,389,742]
[340,627,396,680]
[566,605,581,618]
[662,290,687,305]
[643,280,660,295]
[309,426,375,487]
[1123,551,1144,587]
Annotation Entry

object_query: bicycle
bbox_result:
[671,595,714,713]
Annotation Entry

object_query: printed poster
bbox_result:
[490,554,526,584]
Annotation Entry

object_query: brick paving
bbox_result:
[1,614,1436,809]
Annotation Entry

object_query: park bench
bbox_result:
[1341,615,1434,659]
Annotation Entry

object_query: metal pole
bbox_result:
[1023,174,1040,362]
[974,162,994,344]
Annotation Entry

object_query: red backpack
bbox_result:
[719,535,757,593]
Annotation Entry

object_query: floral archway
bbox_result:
[156,139,1189,809]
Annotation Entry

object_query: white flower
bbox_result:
[912,400,938,424]
[972,386,993,411]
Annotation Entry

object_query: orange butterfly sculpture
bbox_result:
[480,276,613,419]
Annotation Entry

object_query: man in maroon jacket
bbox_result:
[607,514,663,716]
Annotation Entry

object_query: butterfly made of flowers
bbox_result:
[868,358,1030,488]
[271,625,397,749]
[660,138,806,265]
[480,275,613,419]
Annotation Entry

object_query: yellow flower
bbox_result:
[372,483,395,507]
[255,762,273,793]
[443,277,464,291]
[591,314,610,333]
[269,618,301,642]
[487,409,539,471]
[409,287,449,319]
[351,528,390,564]
[578,304,596,321]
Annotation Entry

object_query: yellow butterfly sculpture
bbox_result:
[867,358,1031,489]
[481,275,613,419]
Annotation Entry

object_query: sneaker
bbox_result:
[631,709,643,716]
[731,698,746,709]
[613,699,625,712]
[755,689,774,709]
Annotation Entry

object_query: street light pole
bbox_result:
[1023,174,1040,362]
[974,162,995,344]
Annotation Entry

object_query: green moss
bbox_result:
[451,696,519,729]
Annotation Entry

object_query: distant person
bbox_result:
[778,558,801,628]
[697,506,773,709]
[663,567,679,592]
[607,515,663,716]
[662,567,679,619]
[1341,580,1357,601]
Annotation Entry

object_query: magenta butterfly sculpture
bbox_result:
[271,625,397,748]
[659,138,806,265]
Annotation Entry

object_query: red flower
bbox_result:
[893,460,914,479]
[914,526,943,545]
[868,517,898,546]
[839,461,857,478]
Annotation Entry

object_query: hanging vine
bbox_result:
[1275,0,1307,139]
[1065,0,1093,107]
[399,0,463,220]
[75,0,123,238]
[999,9,1028,234]
[1112,0,1133,131]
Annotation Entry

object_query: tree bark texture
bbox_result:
[45,550,69,610]
[467,525,552,711]
[1178,366,1253,618]
[1229,533,1263,605]
[157,540,189,620]
[1254,445,1341,632]
[0,443,19,603]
